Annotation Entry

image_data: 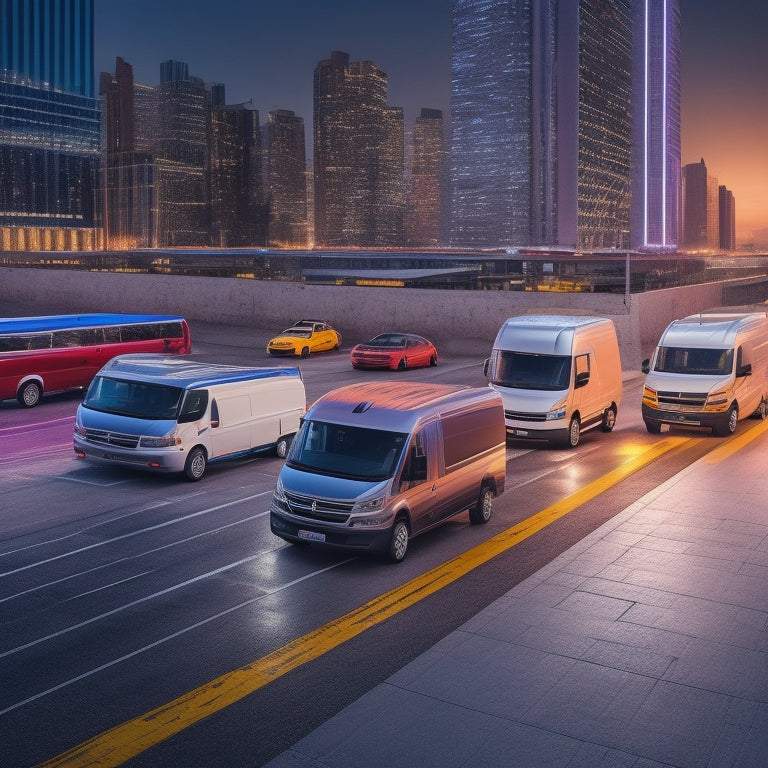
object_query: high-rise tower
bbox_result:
[631,0,681,252]
[407,108,446,247]
[450,0,634,252]
[0,0,100,251]
[313,51,404,248]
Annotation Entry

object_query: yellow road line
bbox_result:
[38,434,697,767]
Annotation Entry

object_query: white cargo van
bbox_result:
[484,315,623,447]
[641,311,768,436]
[270,381,506,562]
[74,354,305,480]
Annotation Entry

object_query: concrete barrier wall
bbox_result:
[2,267,766,370]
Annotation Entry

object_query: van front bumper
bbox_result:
[504,420,567,444]
[270,506,392,553]
[641,404,729,432]
[73,436,186,473]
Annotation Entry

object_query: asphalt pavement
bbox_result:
[264,418,768,768]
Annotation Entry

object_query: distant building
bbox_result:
[0,0,100,251]
[450,0,633,252]
[718,186,736,251]
[313,51,405,248]
[406,109,446,248]
[682,159,720,250]
[263,109,309,248]
[631,0,681,252]
[210,85,266,247]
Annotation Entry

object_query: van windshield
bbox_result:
[83,375,185,419]
[287,420,407,481]
[654,347,733,375]
[490,350,571,391]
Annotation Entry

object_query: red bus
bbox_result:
[0,313,191,407]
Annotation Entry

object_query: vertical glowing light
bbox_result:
[644,0,649,246]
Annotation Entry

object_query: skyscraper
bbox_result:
[313,51,404,248]
[450,0,536,248]
[631,0,681,252]
[719,186,736,251]
[407,108,446,247]
[0,0,100,251]
[263,109,309,248]
[450,0,634,252]
[682,159,719,250]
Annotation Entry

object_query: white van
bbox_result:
[74,354,305,480]
[641,311,768,436]
[484,315,623,447]
[270,381,506,562]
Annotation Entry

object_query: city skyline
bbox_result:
[94,0,768,244]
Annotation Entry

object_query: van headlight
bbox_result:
[642,385,658,406]
[705,390,729,408]
[139,434,181,448]
[546,398,567,421]
[351,496,386,514]
[273,476,287,503]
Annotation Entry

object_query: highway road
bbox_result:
[0,318,740,767]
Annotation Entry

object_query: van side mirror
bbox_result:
[483,358,490,378]
[575,371,590,388]
[641,358,650,374]
[737,363,752,377]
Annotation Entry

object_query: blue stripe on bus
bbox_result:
[0,314,186,334]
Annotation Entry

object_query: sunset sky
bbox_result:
[94,0,768,244]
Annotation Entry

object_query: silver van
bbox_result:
[270,381,506,562]
[74,354,305,480]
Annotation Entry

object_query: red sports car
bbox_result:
[350,333,438,371]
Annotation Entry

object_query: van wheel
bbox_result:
[17,380,42,408]
[600,406,617,432]
[275,435,293,459]
[564,417,580,448]
[387,518,409,563]
[714,405,738,437]
[754,400,768,420]
[300,346,310,358]
[184,447,207,481]
[644,420,662,434]
[469,486,493,525]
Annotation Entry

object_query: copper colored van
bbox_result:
[270,381,506,562]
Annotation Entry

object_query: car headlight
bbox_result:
[139,434,181,448]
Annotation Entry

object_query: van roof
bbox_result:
[662,312,768,348]
[306,381,496,431]
[97,354,301,389]
[495,315,613,355]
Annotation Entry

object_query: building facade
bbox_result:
[631,0,681,252]
[718,185,736,251]
[407,108,446,247]
[263,110,309,249]
[313,51,405,248]
[0,0,100,251]
[682,159,720,250]
[450,0,633,252]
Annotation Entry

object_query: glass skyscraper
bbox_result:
[450,0,535,248]
[0,0,100,250]
[631,0,681,252]
[451,0,636,252]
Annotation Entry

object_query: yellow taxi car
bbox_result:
[267,320,342,358]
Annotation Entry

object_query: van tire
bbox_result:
[387,518,409,563]
[469,486,493,525]
[17,380,42,407]
[713,404,738,437]
[184,447,207,481]
[563,416,580,448]
[600,406,617,432]
[275,435,293,459]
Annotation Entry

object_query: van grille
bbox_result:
[284,490,354,524]
[82,428,140,449]
[657,391,708,410]
[504,410,547,423]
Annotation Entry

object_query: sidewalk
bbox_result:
[265,420,768,768]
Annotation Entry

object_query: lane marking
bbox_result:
[36,434,698,768]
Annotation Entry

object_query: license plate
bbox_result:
[102,452,120,460]
[512,429,528,437]
[299,529,325,542]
